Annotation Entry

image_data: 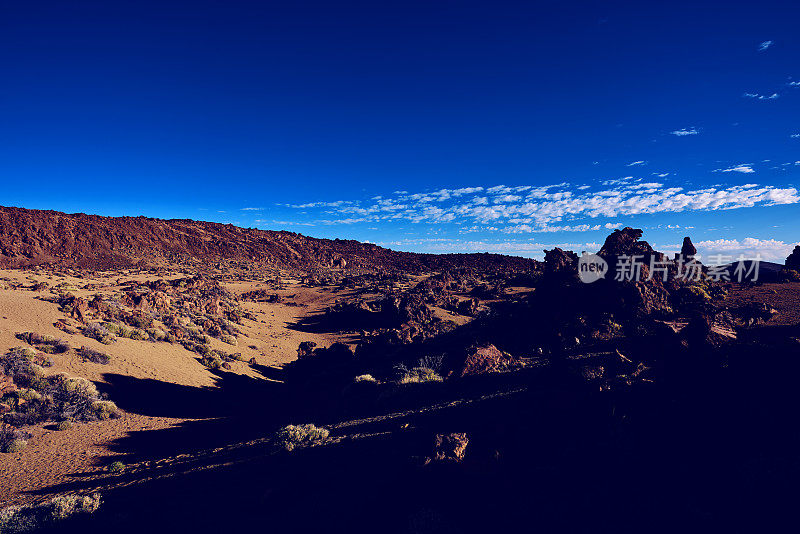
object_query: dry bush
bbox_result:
[274,423,330,451]
[15,332,69,354]
[1,348,121,427]
[0,429,31,453]
[0,492,101,532]
[81,323,115,345]
[79,346,111,365]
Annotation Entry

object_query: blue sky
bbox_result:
[1,1,799,260]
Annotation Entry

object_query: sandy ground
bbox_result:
[0,269,347,506]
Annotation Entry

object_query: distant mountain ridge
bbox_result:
[0,206,537,272]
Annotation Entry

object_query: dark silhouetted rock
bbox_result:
[543,248,578,277]
[786,245,800,271]
[297,341,317,359]
[681,237,697,258]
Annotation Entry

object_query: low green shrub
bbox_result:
[55,420,73,431]
[107,461,125,474]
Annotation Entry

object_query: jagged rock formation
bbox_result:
[681,236,697,258]
[598,227,663,264]
[0,206,537,273]
[786,245,800,271]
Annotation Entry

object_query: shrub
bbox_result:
[354,374,378,383]
[200,354,223,370]
[274,423,330,451]
[90,400,121,420]
[82,323,115,345]
[146,328,166,342]
[126,315,153,329]
[0,429,31,453]
[116,324,133,338]
[221,334,237,346]
[79,346,111,365]
[129,329,148,341]
[107,461,125,474]
[15,332,70,354]
[55,420,73,431]
[0,362,122,425]
[0,493,101,532]
[397,366,443,385]
[103,322,121,335]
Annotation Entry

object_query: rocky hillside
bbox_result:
[0,206,537,272]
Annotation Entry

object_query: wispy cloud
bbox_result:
[791,133,800,139]
[714,164,755,174]
[241,207,265,211]
[758,40,774,51]
[626,160,647,167]
[285,180,798,233]
[670,127,699,136]
[743,92,779,100]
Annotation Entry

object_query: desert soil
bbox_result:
[0,268,348,506]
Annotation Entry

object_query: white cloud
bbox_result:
[695,238,797,262]
[671,127,699,136]
[743,92,779,100]
[758,40,774,51]
[283,180,799,233]
[627,160,646,166]
[240,207,265,211]
[791,134,800,138]
[715,164,755,174]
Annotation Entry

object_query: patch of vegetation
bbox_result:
[394,356,445,384]
[55,420,73,431]
[79,346,111,365]
[1,348,121,427]
[353,374,378,383]
[0,428,31,453]
[220,334,238,346]
[0,493,101,533]
[274,423,330,451]
[107,461,125,473]
[82,323,115,345]
[15,332,69,354]
[200,354,223,370]
[397,366,444,384]
[129,329,149,341]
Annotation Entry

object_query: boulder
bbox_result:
[460,344,515,377]
[70,297,89,323]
